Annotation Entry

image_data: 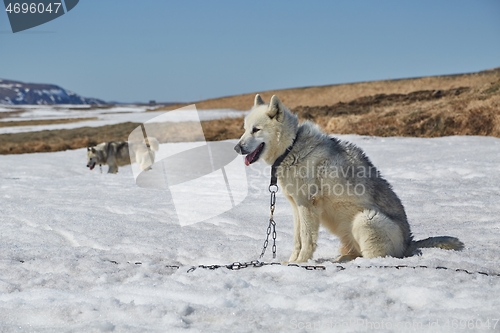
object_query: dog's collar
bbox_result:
[270,133,298,187]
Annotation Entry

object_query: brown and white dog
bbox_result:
[87,137,159,174]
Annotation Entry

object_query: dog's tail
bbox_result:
[145,137,159,151]
[407,236,464,256]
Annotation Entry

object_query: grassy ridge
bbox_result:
[0,122,141,154]
[295,81,500,137]
[160,68,500,110]
[0,120,245,155]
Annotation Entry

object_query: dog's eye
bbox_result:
[252,127,260,134]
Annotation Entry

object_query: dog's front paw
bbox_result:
[295,250,313,263]
[288,251,300,263]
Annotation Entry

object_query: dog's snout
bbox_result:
[234,143,242,154]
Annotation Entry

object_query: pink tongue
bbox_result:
[244,147,259,166]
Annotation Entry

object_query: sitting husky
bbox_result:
[87,137,159,174]
[234,94,463,263]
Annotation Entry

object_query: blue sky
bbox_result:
[1,1,499,103]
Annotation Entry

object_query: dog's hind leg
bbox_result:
[107,162,118,174]
[335,254,360,263]
[335,243,361,262]
[351,209,405,258]
[108,167,118,174]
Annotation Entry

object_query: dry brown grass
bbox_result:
[0,117,98,128]
[195,79,500,140]
[0,123,141,154]
[0,120,244,155]
[312,80,500,137]
[160,68,500,111]
[0,111,24,119]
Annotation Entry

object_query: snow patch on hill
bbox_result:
[0,78,105,105]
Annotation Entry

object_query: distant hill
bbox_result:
[0,79,106,105]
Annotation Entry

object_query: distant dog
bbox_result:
[86,137,159,174]
[235,94,463,263]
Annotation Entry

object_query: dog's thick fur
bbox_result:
[87,137,159,174]
[235,94,463,263]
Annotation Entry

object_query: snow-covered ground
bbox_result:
[0,135,499,332]
[0,105,247,134]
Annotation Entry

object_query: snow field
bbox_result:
[0,135,499,332]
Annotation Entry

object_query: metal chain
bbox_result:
[185,261,325,273]
[260,185,278,259]
[175,262,500,276]
[172,184,328,273]
[17,259,499,276]
[353,264,500,277]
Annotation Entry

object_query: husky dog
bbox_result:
[235,94,463,263]
[87,137,159,174]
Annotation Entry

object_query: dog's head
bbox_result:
[234,94,298,166]
[86,146,100,170]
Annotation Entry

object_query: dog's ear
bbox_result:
[87,147,91,151]
[254,94,265,107]
[267,95,285,122]
[91,147,96,153]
